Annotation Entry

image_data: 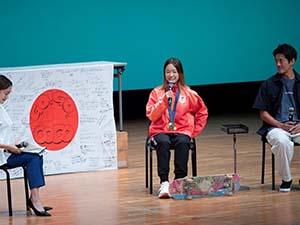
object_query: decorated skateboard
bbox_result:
[169,174,240,200]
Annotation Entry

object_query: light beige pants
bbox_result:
[267,128,300,182]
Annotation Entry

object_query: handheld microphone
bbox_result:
[167,80,175,105]
[15,141,28,148]
[168,80,175,90]
[3,141,28,153]
[288,107,295,122]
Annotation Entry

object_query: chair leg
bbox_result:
[2,169,13,216]
[145,140,149,188]
[150,149,153,194]
[23,167,30,212]
[272,153,275,190]
[191,140,197,177]
[261,140,266,184]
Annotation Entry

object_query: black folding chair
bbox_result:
[261,136,300,190]
[145,136,197,194]
[0,165,29,216]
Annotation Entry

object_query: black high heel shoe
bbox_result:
[27,199,51,217]
[44,206,53,211]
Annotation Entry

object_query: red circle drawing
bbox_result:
[29,89,79,151]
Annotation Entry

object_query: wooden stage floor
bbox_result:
[1,112,300,225]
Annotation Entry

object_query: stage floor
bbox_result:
[1,112,300,225]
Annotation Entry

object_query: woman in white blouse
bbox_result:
[0,74,52,216]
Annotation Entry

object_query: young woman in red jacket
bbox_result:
[146,57,208,198]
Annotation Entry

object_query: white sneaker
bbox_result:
[158,181,170,198]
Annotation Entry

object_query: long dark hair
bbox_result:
[162,57,186,90]
[0,75,13,90]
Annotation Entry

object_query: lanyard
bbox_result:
[168,88,180,123]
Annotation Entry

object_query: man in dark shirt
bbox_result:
[253,43,300,192]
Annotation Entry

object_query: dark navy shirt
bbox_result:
[253,70,300,136]
[276,78,298,122]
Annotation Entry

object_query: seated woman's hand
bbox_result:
[7,145,22,154]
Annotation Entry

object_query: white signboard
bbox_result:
[0,62,117,178]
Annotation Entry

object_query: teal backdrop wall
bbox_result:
[1,0,300,91]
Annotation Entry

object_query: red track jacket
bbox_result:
[146,85,208,138]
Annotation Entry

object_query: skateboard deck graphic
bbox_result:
[169,174,240,200]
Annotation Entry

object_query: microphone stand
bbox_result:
[221,124,250,191]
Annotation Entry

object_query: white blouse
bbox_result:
[0,105,13,166]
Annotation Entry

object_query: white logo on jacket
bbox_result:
[179,96,186,103]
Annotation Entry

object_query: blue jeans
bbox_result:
[6,153,45,189]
